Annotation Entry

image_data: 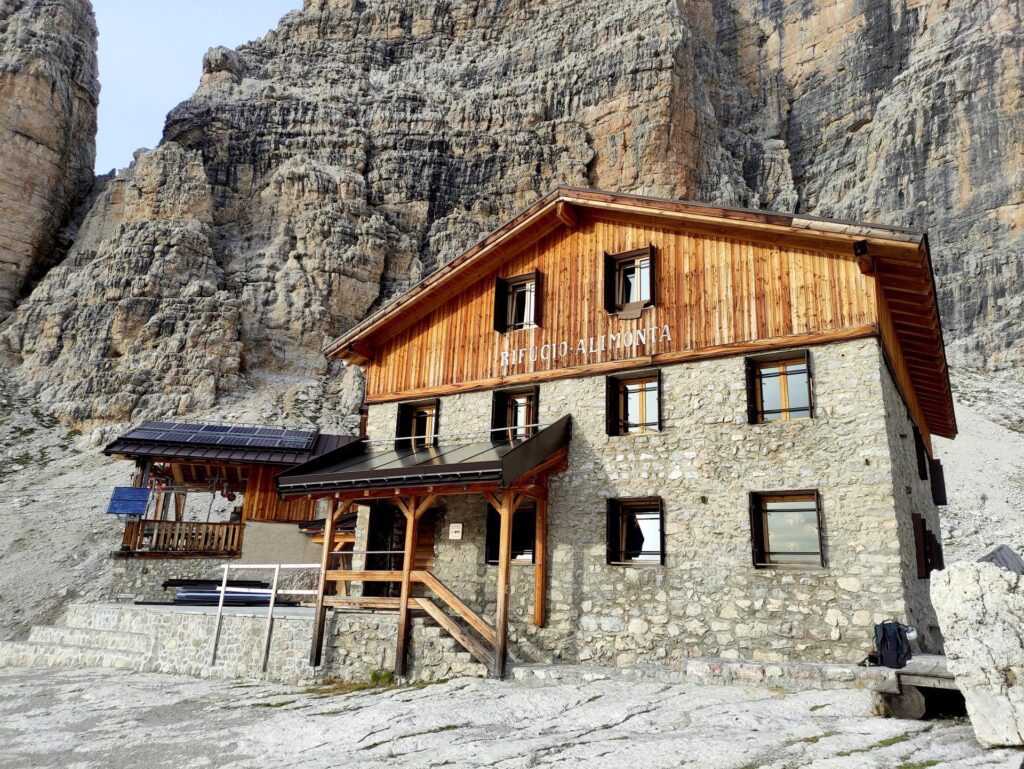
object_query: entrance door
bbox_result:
[363,502,437,597]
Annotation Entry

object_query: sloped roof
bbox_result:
[104,421,356,467]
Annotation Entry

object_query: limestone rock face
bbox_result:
[3,0,1022,423]
[932,561,1024,748]
[0,0,98,314]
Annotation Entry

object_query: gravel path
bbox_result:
[0,668,1021,768]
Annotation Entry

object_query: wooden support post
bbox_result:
[533,497,547,628]
[494,490,514,678]
[173,492,186,522]
[309,498,339,667]
[394,499,420,678]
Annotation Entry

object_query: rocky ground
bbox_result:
[0,668,1020,768]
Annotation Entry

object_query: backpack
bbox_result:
[874,620,913,669]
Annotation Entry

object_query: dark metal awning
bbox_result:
[276,415,572,498]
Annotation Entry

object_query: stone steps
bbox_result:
[28,625,154,654]
[0,640,149,672]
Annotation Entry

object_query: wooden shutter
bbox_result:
[656,496,666,565]
[913,427,928,480]
[395,403,411,450]
[490,391,506,441]
[912,513,928,578]
[531,270,543,327]
[646,244,657,307]
[748,493,763,566]
[803,349,815,419]
[605,498,620,564]
[929,458,947,505]
[603,252,617,313]
[605,377,619,436]
[744,359,758,424]
[656,369,664,431]
[493,277,509,332]
[926,529,945,571]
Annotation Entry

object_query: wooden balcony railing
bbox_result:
[120,520,243,557]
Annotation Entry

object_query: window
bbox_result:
[606,372,661,435]
[395,399,439,449]
[746,351,813,423]
[491,387,539,441]
[485,501,536,564]
[913,513,945,578]
[606,498,664,564]
[604,245,656,316]
[749,492,824,568]
[493,271,542,332]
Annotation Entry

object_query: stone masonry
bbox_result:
[363,337,943,667]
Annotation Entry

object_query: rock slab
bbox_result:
[932,561,1024,748]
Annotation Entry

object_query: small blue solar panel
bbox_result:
[107,487,151,516]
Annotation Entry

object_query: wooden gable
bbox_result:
[330,189,955,445]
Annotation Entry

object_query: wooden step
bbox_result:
[413,597,494,670]
[323,596,404,610]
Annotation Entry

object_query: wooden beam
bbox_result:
[412,571,497,646]
[534,497,547,628]
[325,570,404,581]
[494,490,514,678]
[309,498,338,667]
[394,506,419,678]
[555,201,578,229]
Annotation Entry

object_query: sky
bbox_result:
[92,0,301,172]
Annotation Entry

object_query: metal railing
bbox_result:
[208,563,320,672]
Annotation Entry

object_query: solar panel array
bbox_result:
[126,421,319,451]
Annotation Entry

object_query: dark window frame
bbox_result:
[913,426,929,481]
[395,398,440,450]
[749,490,825,569]
[606,497,665,565]
[605,369,663,436]
[603,245,656,314]
[494,270,543,332]
[485,501,537,564]
[491,386,540,442]
[745,350,814,424]
[912,512,945,579]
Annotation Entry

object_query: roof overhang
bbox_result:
[277,415,572,499]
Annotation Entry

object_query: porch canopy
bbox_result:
[275,415,572,499]
[276,415,572,680]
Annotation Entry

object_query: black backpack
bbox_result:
[874,621,913,669]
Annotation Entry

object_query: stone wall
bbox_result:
[364,337,940,666]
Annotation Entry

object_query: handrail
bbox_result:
[411,570,497,648]
[208,562,321,672]
[121,519,243,556]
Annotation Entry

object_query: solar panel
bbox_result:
[123,421,319,451]
[107,486,151,516]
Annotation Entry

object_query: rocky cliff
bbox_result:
[0,0,98,316]
[1,0,1021,425]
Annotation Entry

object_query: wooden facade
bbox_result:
[243,464,317,523]
[331,189,955,448]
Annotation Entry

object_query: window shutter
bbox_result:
[814,490,825,568]
[605,498,619,564]
[532,270,543,327]
[646,244,657,307]
[913,427,928,480]
[927,529,945,571]
[744,359,758,424]
[605,377,619,436]
[803,349,815,419]
[490,391,505,441]
[657,496,666,565]
[485,505,499,564]
[912,513,928,578]
[748,493,762,566]
[656,369,664,431]
[430,398,441,446]
[603,252,617,313]
[395,404,411,451]
[929,458,947,506]
[493,277,509,332]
